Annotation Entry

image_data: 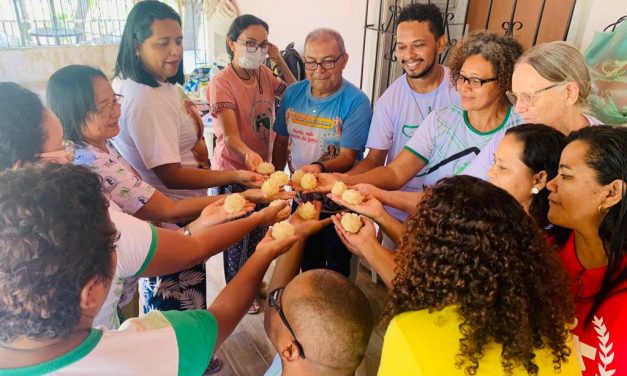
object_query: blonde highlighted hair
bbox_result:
[517,41,591,107]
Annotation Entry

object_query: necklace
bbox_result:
[406,66,442,122]
[230,64,263,94]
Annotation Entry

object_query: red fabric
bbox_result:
[559,232,627,376]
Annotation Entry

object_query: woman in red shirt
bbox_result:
[546,125,626,376]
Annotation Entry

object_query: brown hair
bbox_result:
[385,175,574,375]
[448,31,523,99]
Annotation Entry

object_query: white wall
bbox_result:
[232,0,368,86]
[0,44,119,95]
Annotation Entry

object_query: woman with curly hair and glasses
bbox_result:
[317,31,523,195]
[378,175,580,375]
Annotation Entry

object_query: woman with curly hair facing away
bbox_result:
[378,175,580,375]
[546,126,627,375]
[322,31,523,193]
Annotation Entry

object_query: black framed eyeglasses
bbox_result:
[304,52,345,71]
[238,39,270,53]
[454,73,498,89]
[268,287,306,359]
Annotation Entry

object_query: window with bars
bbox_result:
[0,0,191,48]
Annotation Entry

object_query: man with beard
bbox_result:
[347,3,460,239]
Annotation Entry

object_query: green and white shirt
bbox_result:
[403,104,522,190]
[96,208,158,329]
[0,310,217,376]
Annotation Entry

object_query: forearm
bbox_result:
[377,190,424,214]
[275,58,297,85]
[141,212,265,276]
[374,211,404,245]
[209,250,274,347]
[342,166,406,190]
[320,153,355,173]
[272,137,288,171]
[361,243,396,289]
[347,157,380,175]
[225,135,256,162]
[268,240,305,292]
[156,166,241,190]
[168,195,223,220]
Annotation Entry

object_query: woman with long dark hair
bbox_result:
[546,125,626,375]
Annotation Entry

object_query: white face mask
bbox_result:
[239,49,266,70]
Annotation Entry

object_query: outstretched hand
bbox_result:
[199,197,255,227]
[289,201,332,238]
[256,228,301,259]
[328,192,385,221]
[331,214,378,257]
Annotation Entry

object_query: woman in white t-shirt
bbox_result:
[110,2,269,333]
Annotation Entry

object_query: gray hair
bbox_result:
[517,41,591,107]
[304,28,346,54]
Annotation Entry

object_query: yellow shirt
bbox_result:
[378,306,581,376]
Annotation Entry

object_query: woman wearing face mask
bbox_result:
[209,14,295,308]
[546,126,626,376]
[465,41,603,180]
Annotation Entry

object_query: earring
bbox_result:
[531,187,540,195]
[598,204,607,214]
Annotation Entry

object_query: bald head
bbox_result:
[282,270,373,374]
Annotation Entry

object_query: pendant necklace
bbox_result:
[407,66,442,122]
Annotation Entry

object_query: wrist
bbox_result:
[311,161,326,173]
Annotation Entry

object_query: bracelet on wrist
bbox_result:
[311,161,326,173]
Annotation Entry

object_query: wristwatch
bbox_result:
[311,161,326,173]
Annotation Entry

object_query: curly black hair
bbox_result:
[0,164,117,344]
[397,3,445,39]
[448,31,523,100]
[385,175,575,375]
[0,82,46,169]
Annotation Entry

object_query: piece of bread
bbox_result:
[270,199,291,217]
[341,189,363,205]
[261,179,280,196]
[341,213,363,234]
[300,173,317,189]
[256,162,275,174]
[270,171,289,186]
[224,193,246,213]
[298,202,316,220]
[272,220,295,240]
[331,181,347,197]
[291,169,304,185]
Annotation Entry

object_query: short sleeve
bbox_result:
[378,317,422,376]
[274,96,289,136]
[208,71,237,116]
[272,75,287,98]
[79,147,156,215]
[109,209,158,278]
[402,111,438,164]
[162,310,218,376]
[366,98,395,151]
[463,132,502,181]
[126,103,182,169]
[339,95,373,151]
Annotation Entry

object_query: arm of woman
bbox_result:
[133,190,222,222]
[140,201,290,277]
[268,43,297,85]
[342,150,426,190]
[218,108,264,171]
[152,162,263,189]
[332,215,396,288]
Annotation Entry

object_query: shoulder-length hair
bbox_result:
[114,1,184,87]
